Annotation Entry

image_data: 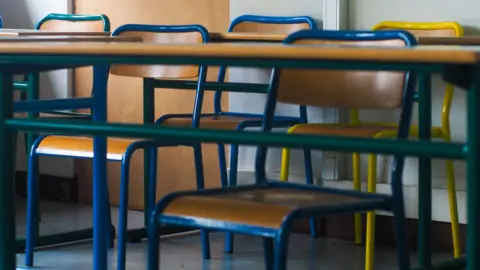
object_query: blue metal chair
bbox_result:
[155,15,318,253]
[148,29,417,270]
[0,15,3,28]
[24,24,210,270]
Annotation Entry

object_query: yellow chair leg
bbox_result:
[280,148,290,181]
[353,152,362,245]
[445,159,461,258]
[365,154,377,270]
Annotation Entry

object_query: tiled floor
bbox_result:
[15,199,452,269]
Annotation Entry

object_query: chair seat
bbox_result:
[162,187,383,230]
[290,123,446,139]
[36,136,135,161]
[290,124,396,138]
[162,115,262,130]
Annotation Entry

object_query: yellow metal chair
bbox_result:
[280,21,463,270]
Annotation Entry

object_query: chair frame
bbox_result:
[24,23,211,270]
[279,21,463,270]
[22,13,112,267]
[148,29,418,270]
[155,14,318,253]
[0,15,3,28]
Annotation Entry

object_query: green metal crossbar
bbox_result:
[5,118,466,160]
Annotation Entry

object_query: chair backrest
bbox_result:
[110,24,209,79]
[274,30,416,109]
[0,16,3,28]
[229,15,317,33]
[255,29,418,188]
[214,15,317,114]
[35,13,110,32]
[371,21,463,133]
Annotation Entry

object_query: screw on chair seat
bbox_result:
[35,136,136,161]
[159,185,389,231]
[161,115,263,130]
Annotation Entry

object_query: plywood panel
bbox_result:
[74,0,230,209]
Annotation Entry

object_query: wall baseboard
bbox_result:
[15,171,78,203]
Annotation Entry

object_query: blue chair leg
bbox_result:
[225,143,239,254]
[25,151,39,267]
[217,144,229,187]
[148,147,158,220]
[303,149,318,238]
[193,143,211,260]
[116,151,133,270]
[393,204,411,270]
[106,187,114,249]
[273,232,290,270]
[148,211,161,270]
[263,238,274,270]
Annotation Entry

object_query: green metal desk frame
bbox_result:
[0,53,477,270]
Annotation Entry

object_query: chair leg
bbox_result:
[217,144,228,187]
[263,237,274,270]
[225,144,239,253]
[393,196,411,270]
[148,212,161,270]
[25,152,39,267]
[148,148,158,221]
[303,149,318,238]
[280,148,291,181]
[117,152,133,270]
[273,232,290,270]
[193,144,211,260]
[353,152,362,245]
[365,154,377,270]
[445,159,461,258]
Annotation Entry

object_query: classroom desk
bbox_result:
[0,35,141,42]
[0,42,478,270]
[2,36,142,254]
[210,32,480,46]
[0,28,111,36]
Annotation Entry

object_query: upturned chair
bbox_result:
[148,29,417,270]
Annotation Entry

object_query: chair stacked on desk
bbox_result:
[148,29,418,270]
[280,21,463,270]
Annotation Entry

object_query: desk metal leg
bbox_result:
[92,65,110,270]
[0,71,17,270]
[418,72,432,268]
[466,65,480,270]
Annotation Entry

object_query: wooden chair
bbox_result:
[280,21,463,270]
[22,13,111,268]
[24,24,210,270]
[155,14,318,253]
[148,29,417,270]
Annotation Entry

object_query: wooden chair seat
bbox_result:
[161,115,261,130]
[163,187,373,229]
[290,124,397,138]
[36,136,135,161]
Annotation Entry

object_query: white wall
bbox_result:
[0,0,74,177]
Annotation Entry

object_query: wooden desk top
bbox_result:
[210,32,286,42]
[0,43,478,64]
[210,32,480,47]
[0,28,110,36]
[0,36,142,42]
[419,36,480,46]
